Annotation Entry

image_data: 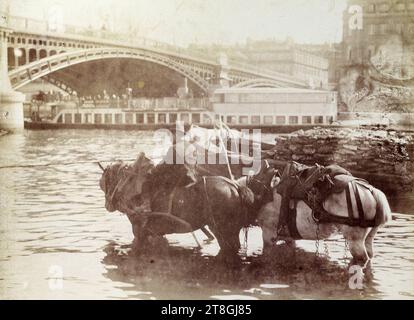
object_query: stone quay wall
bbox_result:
[267,128,414,195]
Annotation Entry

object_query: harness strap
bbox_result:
[202,177,213,217]
[167,186,177,214]
[311,181,377,228]
[287,200,302,240]
[345,183,354,220]
[353,182,365,225]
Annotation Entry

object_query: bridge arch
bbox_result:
[8,47,211,93]
[28,48,37,63]
[232,78,284,88]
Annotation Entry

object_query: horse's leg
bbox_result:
[128,214,142,240]
[365,226,378,259]
[342,226,370,265]
[227,228,241,253]
[201,226,215,241]
[209,223,240,256]
[262,225,276,253]
[348,239,369,266]
[128,214,152,250]
[131,223,149,253]
[257,201,279,254]
[285,238,296,248]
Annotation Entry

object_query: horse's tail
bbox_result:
[237,185,256,225]
[372,188,392,226]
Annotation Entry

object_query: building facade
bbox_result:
[300,43,343,89]
[211,87,337,126]
[337,0,414,113]
[187,39,330,90]
[244,39,329,89]
[342,0,414,74]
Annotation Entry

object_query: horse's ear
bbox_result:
[97,162,105,172]
[137,152,146,162]
[133,152,146,170]
[275,170,281,178]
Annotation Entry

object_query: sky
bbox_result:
[7,0,348,46]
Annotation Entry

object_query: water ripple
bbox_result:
[0,130,413,299]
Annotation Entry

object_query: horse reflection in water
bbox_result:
[101,240,371,299]
[100,152,276,258]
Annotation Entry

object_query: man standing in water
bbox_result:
[162,129,203,188]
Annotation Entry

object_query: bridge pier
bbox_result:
[0,27,25,132]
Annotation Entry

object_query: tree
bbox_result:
[31,91,47,122]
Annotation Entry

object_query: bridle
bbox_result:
[104,164,142,208]
[294,164,324,191]
[290,164,327,222]
[246,174,274,200]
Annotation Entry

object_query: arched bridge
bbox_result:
[232,78,286,88]
[5,15,308,94]
[9,48,212,92]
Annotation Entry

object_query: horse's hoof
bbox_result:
[349,257,370,268]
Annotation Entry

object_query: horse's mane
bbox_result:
[146,162,188,193]
[100,161,125,196]
[100,153,155,212]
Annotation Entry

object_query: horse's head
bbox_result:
[99,153,155,213]
[247,160,278,204]
[295,163,325,188]
[99,161,125,212]
[277,161,326,199]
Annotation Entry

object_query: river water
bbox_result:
[0,129,413,300]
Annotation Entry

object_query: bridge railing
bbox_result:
[7,15,217,64]
[8,15,170,47]
[7,15,307,86]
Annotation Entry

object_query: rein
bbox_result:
[283,164,326,223]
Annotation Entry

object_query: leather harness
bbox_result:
[310,179,378,228]
[278,164,379,239]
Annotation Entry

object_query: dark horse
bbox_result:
[100,153,277,256]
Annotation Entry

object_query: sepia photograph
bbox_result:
[0,0,413,303]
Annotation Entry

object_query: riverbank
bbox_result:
[24,120,344,134]
[24,120,414,135]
